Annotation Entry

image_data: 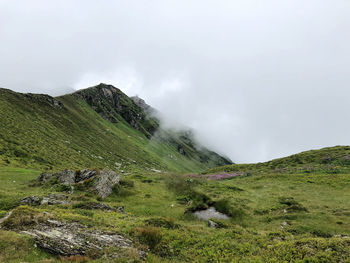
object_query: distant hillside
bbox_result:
[205,146,350,175]
[0,84,231,172]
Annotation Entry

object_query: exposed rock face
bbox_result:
[131,95,158,117]
[24,93,63,108]
[20,196,42,206]
[38,169,120,199]
[41,194,71,205]
[75,169,97,182]
[73,83,159,137]
[1,214,144,259]
[38,170,75,185]
[20,219,134,256]
[93,170,120,199]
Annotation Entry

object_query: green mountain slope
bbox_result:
[0,84,231,172]
[205,145,350,175]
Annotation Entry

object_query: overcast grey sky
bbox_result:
[1,1,350,163]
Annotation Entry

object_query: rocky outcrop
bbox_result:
[38,170,75,185]
[20,196,42,206]
[38,169,120,199]
[20,219,139,257]
[74,202,125,213]
[75,169,97,182]
[1,210,144,259]
[21,194,71,206]
[73,83,159,137]
[93,170,120,199]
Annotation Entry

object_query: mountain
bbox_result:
[0,85,349,262]
[0,84,231,172]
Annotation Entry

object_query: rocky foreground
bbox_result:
[0,169,146,261]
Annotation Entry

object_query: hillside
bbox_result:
[205,145,350,175]
[0,84,231,173]
[0,85,349,262]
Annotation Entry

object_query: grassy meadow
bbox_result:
[0,165,349,262]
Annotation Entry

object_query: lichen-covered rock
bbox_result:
[55,170,76,185]
[41,194,71,205]
[37,169,120,199]
[73,202,122,212]
[93,170,120,199]
[38,170,75,185]
[0,207,144,259]
[20,196,42,206]
[21,194,71,206]
[18,219,143,258]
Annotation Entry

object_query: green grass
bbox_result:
[0,166,349,262]
[0,86,349,262]
[0,87,229,173]
[205,145,350,175]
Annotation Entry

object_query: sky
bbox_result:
[0,0,350,163]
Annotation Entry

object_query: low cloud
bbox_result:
[1,0,349,162]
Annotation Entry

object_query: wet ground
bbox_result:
[193,207,230,220]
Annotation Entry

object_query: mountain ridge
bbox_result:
[0,84,231,172]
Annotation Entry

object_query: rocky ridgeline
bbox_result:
[38,168,120,199]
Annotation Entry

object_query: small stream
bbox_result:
[193,207,230,220]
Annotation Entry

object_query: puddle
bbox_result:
[193,207,230,220]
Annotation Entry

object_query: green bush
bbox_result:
[135,226,162,250]
[119,178,134,188]
[214,199,245,220]
[112,184,134,197]
[0,197,19,211]
[1,206,51,230]
[279,197,307,212]
[144,217,179,229]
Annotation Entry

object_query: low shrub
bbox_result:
[55,184,72,192]
[119,178,134,188]
[75,178,95,191]
[0,197,19,211]
[112,184,134,197]
[279,197,307,212]
[145,217,179,229]
[209,218,230,228]
[188,191,213,211]
[226,185,244,191]
[166,174,212,212]
[74,209,94,218]
[214,199,245,220]
[135,226,162,250]
[165,174,199,194]
[1,206,51,230]
[60,255,91,262]
[141,178,153,183]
